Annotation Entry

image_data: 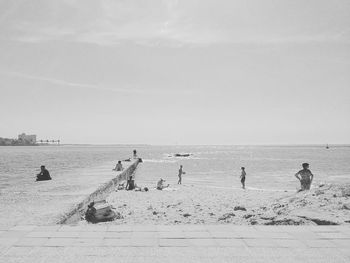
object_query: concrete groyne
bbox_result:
[58,159,142,224]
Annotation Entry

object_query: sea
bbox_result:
[1,144,350,192]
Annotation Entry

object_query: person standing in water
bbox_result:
[295,163,314,191]
[177,165,186,184]
[240,167,246,189]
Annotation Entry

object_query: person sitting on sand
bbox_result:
[177,165,186,184]
[295,163,314,191]
[240,167,246,189]
[113,161,123,171]
[36,165,51,181]
[157,178,169,190]
[85,202,97,223]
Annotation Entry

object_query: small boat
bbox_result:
[174,153,191,157]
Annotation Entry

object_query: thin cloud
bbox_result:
[0,71,193,95]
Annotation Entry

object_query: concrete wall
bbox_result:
[58,159,141,224]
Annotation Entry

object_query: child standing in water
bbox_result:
[295,163,314,191]
[177,165,186,184]
[240,167,246,189]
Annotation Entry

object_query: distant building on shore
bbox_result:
[0,133,37,146]
[18,133,37,144]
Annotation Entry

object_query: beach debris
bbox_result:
[341,186,350,197]
[152,211,158,215]
[314,190,325,196]
[218,212,235,221]
[183,213,191,217]
[243,214,253,219]
[263,217,307,225]
[234,206,247,211]
[147,205,153,210]
[208,212,215,216]
[249,220,258,225]
[341,203,350,210]
[260,215,275,220]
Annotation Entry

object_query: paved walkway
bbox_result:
[0,225,349,262]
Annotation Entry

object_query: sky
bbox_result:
[0,0,349,145]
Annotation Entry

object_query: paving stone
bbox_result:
[330,239,350,248]
[317,232,350,239]
[128,225,157,232]
[259,231,292,239]
[129,238,158,247]
[108,225,134,232]
[25,231,56,238]
[51,231,80,238]
[159,231,185,239]
[273,239,305,248]
[0,238,19,246]
[243,239,277,247]
[209,231,239,238]
[188,238,218,247]
[14,238,49,247]
[215,239,247,247]
[58,225,85,232]
[0,231,28,238]
[303,239,337,248]
[33,226,61,232]
[102,238,131,247]
[9,226,37,232]
[131,231,158,239]
[104,231,131,238]
[81,225,108,232]
[185,231,212,239]
[4,246,34,256]
[73,238,104,247]
[159,238,191,247]
[44,238,76,247]
[79,231,106,238]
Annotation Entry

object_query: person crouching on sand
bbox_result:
[157,178,169,190]
[295,163,314,191]
[240,167,246,189]
[177,165,186,184]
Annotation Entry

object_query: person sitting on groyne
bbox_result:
[36,165,52,181]
[157,178,169,190]
[295,163,314,191]
[113,161,124,171]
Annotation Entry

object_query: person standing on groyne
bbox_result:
[177,165,186,184]
[295,163,314,191]
[240,167,246,189]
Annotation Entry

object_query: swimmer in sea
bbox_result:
[295,163,314,191]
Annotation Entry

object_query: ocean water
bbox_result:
[1,145,350,192]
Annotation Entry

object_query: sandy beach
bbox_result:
[104,182,350,226]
